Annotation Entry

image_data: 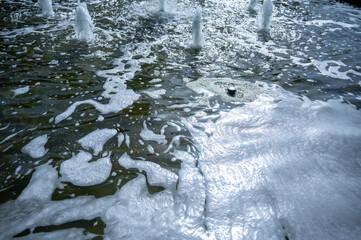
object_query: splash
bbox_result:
[74,2,94,41]
[190,8,204,50]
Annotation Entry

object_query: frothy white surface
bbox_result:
[21,134,48,158]
[184,89,361,239]
[60,151,112,186]
[142,89,166,99]
[12,86,29,98]
[18,164,58,201]
[140,121,167,145]
[78,128,117,155]
[118,153,177,188]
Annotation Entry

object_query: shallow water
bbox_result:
[0,0,361,239]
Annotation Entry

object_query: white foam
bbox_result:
[147,145,154,154]
[78,128,117,155]
[312,59,352,80]
[12,86,29,98]
[306,20,358,28]
[60,151,112,186]
[142,89,166,99]
[21,134,48,158]
[54,89,139,123]
[117,133,124,147]
[149,78,162,83]
[118,153,177,188]
[183,89,361,239]
[18,164,57,201]
[140,121,167,145]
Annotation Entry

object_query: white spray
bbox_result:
[159,0,165,12]
[190,8,204,51]
[259,0,273,33]
[74,2,94,42]
[248,0,258,14]
[38,0,54,17]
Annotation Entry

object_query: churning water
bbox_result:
[0,0,361,239]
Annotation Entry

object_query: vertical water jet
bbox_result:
[159,0,165,12]
[74,2,94,42]
[248,0,258,14]
[259,0,273,33]
[190,8,204,51]
[38,0,54,17]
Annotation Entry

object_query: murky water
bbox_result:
[0,0,361,239]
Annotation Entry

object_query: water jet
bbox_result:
[38,0,54,17]
[190,8,204,51]
[259,0,273,33]
[74,2,94,42]
[159,0,165,12]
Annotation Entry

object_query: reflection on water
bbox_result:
[0,0,361,239]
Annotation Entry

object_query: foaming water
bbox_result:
[184,89,361,239]
[74,2,93,41]
[0,0,361,239]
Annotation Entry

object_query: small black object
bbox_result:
[227,85,236,96]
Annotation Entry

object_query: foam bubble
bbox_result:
[54,89,139,123]
[60,151,112,186]
[140,121,167,145]
[117,133,124,147]
[78,128,117,155]
[21,134,49,158]
[12,86,29,98]
[18,164,58,201]
[118,153,177,188]
[142,89,166,99]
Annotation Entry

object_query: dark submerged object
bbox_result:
[227,85,237,96]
